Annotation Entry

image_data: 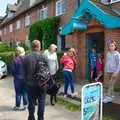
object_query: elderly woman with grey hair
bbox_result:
[44,44,59,81]
[12,46,28,110]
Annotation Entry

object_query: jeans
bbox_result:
[27,85,47,120]
[14,79,28,107]
[63,70,74,95]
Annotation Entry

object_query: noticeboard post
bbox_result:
[81,82,103,120]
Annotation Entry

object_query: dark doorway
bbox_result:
[86,32,104,80]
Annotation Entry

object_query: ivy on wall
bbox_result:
[29,16,60,49]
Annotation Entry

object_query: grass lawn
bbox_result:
[57,97,117,120]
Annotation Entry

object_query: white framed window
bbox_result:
[101,0,120,4]
[56,0,66,16]
[30,0,36,6]
[110,0,120,3]
[25,15,30,27]
[39,7,48,20]
[9,24,13,32]
[16,20,21,30]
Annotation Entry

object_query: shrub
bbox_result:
[0,43,14,52]
[0,52,15,73]
[0,50,64,80]
[29,16,60,49]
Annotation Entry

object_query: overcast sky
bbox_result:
[0,0,17,16]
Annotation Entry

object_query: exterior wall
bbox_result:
[72,19,120,85]
[1,0,76,43]
[112,1,120,7]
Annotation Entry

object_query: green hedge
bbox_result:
[0,43,14,52]
[0,50,64,80]
[29,16,60,49]
[0,52,15,65]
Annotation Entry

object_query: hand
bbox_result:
[64,53,67,55]
[112,73,118,78]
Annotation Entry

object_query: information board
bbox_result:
[81,82,103,120]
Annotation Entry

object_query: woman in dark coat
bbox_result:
[12,46,28,110]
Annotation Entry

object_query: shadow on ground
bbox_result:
[103,103,120,120]
[0,105,12,112]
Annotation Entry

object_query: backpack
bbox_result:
[32,54,51,86]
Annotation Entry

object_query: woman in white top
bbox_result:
[44,44,59,80]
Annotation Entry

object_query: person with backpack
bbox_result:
[23,40,50,120]
[12,46,28,111]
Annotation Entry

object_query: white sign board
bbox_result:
[81,82,103,120]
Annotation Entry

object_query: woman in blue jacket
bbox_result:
[12,46,28,110]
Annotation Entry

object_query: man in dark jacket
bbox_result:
[23,40,47,120]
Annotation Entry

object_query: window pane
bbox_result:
[16,20,21,30]
[56,0,66,16]
[40,8,48,20]
[9,24,13,32]
[25,16,30,27]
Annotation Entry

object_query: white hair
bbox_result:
[16,46,25,56]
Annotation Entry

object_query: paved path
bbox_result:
[0,77,80,120]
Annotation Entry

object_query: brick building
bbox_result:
[0,0,77,45]
[61,0,120,84]
[0,0,120,84]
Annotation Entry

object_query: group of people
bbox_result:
[89,39,120,102]
[11,38,120,119]
[89,47,104,82]
[11,40,77,120]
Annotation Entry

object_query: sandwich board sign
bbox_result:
[81,82,103,120]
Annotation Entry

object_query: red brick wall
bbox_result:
[1,0,76,43]
[71,20,120,85]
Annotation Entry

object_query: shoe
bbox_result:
[71,92,78,98]
[22,105,27,110]
[63,95,67,98]
[111,95,115,98]
[12,106,21,111]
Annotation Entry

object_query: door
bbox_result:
[86,32,104,80]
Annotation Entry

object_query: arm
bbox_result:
[115,53,120,74]
[22,57,27,80]
[43,50,48,57]
[56,56,59,71]
[60,55,65,64]
[73,57,77,66]
[11,58,16,76]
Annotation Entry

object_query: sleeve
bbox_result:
[43,50,48,57]
[56,55,59,71]
[60,55,65,64]
[73,57,77,66]
[115,53,120,73]
[11,58,16,76]
[22,57,27,80]
[104,53,108,73]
